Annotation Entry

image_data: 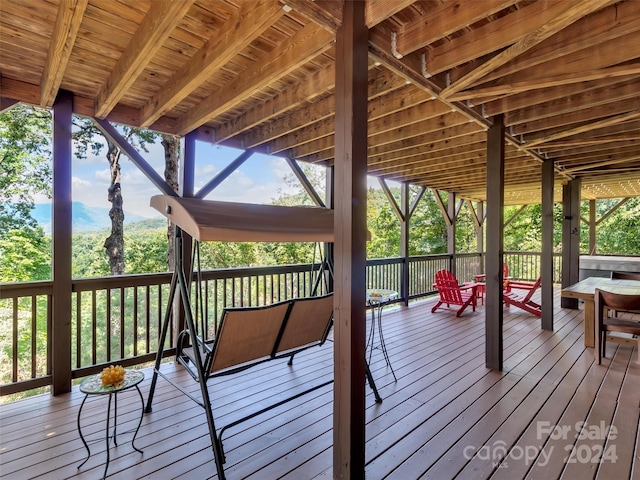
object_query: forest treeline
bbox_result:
[3,190,640,283]
[2,104,640,284]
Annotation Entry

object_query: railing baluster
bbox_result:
[12,297,18,383]
[76,291,82,368]
[92,290,97,366]
[120,287,125,360]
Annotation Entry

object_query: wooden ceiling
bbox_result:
[2,0,640,205]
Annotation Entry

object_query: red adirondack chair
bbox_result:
[431,269,477,317]
[474,262,510,304]
[503,277,542,317]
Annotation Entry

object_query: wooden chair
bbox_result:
[474,262,509,304]
[609,271,640,316]
[594,288,640,365]
[503,276,542,317]
[432,269,477,317]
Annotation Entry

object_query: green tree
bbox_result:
[72,118,158,275]
[0,228,51,282]
[0,105,52,237]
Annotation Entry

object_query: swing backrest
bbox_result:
[275,293,333,355]
[209,301,291,373]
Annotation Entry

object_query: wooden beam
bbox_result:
[485,114,505,370]
[393,0,517,57]
[239,78,418,149]
[95,0,195,118]
[425,0,572,77]
[140,0,286,128]
[525,111,640,148]
[195,150,254,199]
[285,0,342,32]
[440,0,617,98]
[267,95,449,155]
[51,90,74,395]
[333,1,368,477]
[366,0,415,28]
[92,118,177,197]
[286,157,326,207]
[430,188,452,227]
[40,0,88,107]
[379,178,404,222]
[509,80,640,128]
[450,64,640,102]
[472,1,640,85]
[409,185,426,217]
[596,197,630,225]
[504,205,528,228]
[212,63,337,143]
[176,23,333,135]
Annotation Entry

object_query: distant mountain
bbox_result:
[32,202,155,233]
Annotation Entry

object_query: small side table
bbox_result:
[77,369,145,479]
[366,289,398,381]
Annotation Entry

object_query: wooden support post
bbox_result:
[561,179,581,308]
[51,90,73,395]
[174,132,196,340]
[333,1,368,478]
[541,159,554,330]
[325,165,335,293]
[401,182,410,306]
[589,199,596,255]
[448,191,456,275]
[477,201,484,273]
[485,114,505,370]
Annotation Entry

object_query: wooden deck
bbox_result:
[2,289,639,480]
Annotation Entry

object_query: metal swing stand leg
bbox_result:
[144,228,227,480]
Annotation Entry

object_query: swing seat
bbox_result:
[149,292,382,480]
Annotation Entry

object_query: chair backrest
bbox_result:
[434,269,465,304]
[611,271,640,281]
[275,293,333,355]
[503,262,509,278]
[209,301,291,373]
[595,288,640,319]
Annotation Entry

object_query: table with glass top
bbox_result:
[77,369,145,479]
[366,289,398,381]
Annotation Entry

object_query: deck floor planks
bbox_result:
[1,289,638,480]
[422,312,586,479]
[366,298,580,477]
[594,357,640,479]
[559,344,638,479]
[526,347,632,479]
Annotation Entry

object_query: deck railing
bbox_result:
[1,252,548,396]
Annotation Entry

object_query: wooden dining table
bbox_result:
[561,277,640,347]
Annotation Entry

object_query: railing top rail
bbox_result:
[0,281,53,299]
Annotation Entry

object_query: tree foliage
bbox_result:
[0,105,52,236]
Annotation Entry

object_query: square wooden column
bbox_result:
[447,191,456,275]
[541,159,555,330]
[51,90,73,394]
[333,1,368,478]
[173,131,196,340]
[485,114,505,370]
[400,182,410,305]
[561,179,581,308]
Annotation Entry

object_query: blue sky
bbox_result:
[63,140,311,218]
[34,135,387,219]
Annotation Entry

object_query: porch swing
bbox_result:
[143,194,381,480]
